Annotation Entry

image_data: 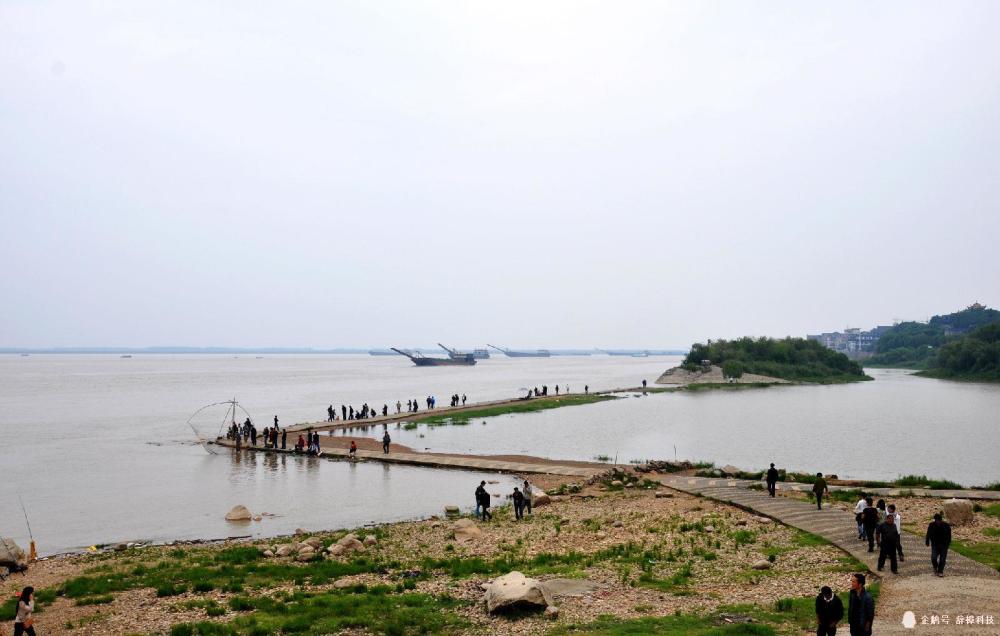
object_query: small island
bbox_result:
[659,336,871,386]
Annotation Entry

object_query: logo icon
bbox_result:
[902,611,917,629]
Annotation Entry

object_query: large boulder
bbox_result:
[336,534,365,553]
[274,544,296,557]
[532,494,552,507]
[943,499,974,526]
[225,505,252,521]
[453,518,483,541]
[303,537,324,550]
[484,571,553,613]
[0,538,27,570]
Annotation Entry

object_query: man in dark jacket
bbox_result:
[815,585,844,636]
[876,513,900,573]
[848,573,874,636]
[925,513,952,576]
[812,473,829,510]
[475,481,491,520]
[766,463,779,497]
[860,498,879,552]
[512,487,525,520]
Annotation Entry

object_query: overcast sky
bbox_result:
[1,1,998,349]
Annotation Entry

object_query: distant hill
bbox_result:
[683,336,870,383]
[867,303,1000,369]
[917,322,1000,382]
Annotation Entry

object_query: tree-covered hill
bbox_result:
[867,303,1000,368]
[683,336,870,383]
[918,322,1000,381]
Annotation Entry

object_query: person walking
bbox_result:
[642,379,647,388]
[584,385,589,394]
[281,428,287,450]
[875,499,887,523]
[815,585,844,636]
[522,480,533,514]
[475,481,487,519]
[925,513,952,576]
[462,394,467,406]
[396,400,401,414]
[327,405,334,422]
[382,431,391,454]
[512,487,525,520]
[876,513,900,573]
[349,440,357,459]
[13,586,35,636]
[766,463,779,497]
[887,504,904,562]
[812,473,829,510]
[480,488,492,521]
[847,573,874,636]
[274,415,279,428]
[853,494,867,540]
[861,498,879,553]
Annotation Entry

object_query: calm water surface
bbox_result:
[0,353,666,554]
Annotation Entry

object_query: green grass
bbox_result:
[982,528,1000,538]
[952,540,1000,572]
[893,475,964,490]
[981,504,1000,518]
[410,393,616,427]
[171,586,467,635]
[75,594,115,606]
[548,612,778,635]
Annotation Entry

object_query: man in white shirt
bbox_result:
[888,503,905,561]
[854,495,867,540]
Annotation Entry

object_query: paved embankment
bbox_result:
[213,439,606,478]
[659,475,1000,635]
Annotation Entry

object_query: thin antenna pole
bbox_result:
[18,495,33,541]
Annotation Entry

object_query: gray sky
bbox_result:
[2,1,998,349]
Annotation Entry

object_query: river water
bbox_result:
[2,354,998,555]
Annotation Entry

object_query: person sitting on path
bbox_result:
[876,513,900,574]
[349,440,357,459]
[887,504,904,562]
[382,431,391,454]
[522,480,533,514]
[925,513,952,577]
[861,497,879,553]
[853,493,868,540]
[814,585,844,636]
[14,586,35,636]
[847,573,875,636]
[812,473,829,510]
[766,463,779,497]
[296,434,305,453]
[512,487,525,520]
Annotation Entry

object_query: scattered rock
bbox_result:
[294,528,307,535]
[262,550,274,558]
[943,499,974,526]
[363,535,377,546]
[326,545,346,557]
[612,520,624,528]
[296,551,316,562]
[719,613,755,624]
[454,518,483,541]
[275,544,295,557]
[533,494,552,507]
[303,537,324,550]
[754,516,773,524]
[751,560,772,570]
[654,491,673,499]
[444,506,460,517]
[430,521,443,528]
[253,516,262,522]
[113,543,128,552]
[611,480,623,487]
[483,571,553,613]
[595,532,607,539]
[624,483,634,489]
[334,578,354,589]
[705,525,715,533]
[224,505,252,521]
[544,605,560,619]
[721,465,742,477]
[336,533,360,546]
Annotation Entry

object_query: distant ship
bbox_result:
[439,343,490,360]
[120,354,133,359]
[488,344,551,358]
[391,348,476,366]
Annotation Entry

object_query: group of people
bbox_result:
[473,480,534,521]
[329,403,391,422]
[766,463,957,580]
[449,394,467,407]
[295,430,322,455]
[226,416,287,451]
[812,573,875,636]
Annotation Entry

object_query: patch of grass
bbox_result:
[75,594,114,606]
[411,393,616,427]
[548,612,778,635]
[952,540,1000,572]
[174,588,467,635]
[894,475,963,490]
[982,528,1000,538]
[980,503,1000,518]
